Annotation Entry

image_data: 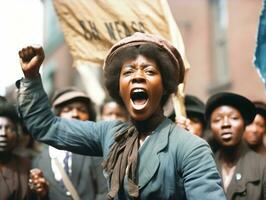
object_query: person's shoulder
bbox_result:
[13,154,32,170]
[239,148,266,182]
[244,148,266,167]
[169,121,208,147]
[167,120,210,158]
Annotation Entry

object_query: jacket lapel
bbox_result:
[138,118,171,189]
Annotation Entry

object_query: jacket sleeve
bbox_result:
[16,77,115,157]
[180,138,227,200]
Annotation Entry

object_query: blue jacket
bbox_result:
[17,78,226,200]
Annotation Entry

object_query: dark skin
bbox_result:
[176,116,204,137]
[18,45,44,79]
[0,116,48,198]
[29,168,49,198]
[101,101,128,122]
[210,106,245,170]
[244,114,266,155]
[119,55,165,141]
[0,117,18,170]
[0,117,17,154]
[19,46,49,199]
[19,47,165,142]
[29,100,92,198]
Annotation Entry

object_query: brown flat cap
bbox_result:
[103,32,185,85]
[52,87,92,108]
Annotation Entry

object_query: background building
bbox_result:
[169,0,265,102]
[4,0,265,105]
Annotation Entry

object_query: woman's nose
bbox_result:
[132,70,145,83]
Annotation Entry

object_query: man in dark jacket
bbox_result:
[31,88,107,200]
[206,92,266,200]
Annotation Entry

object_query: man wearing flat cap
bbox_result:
[206,92,266,200]
[31,88,107,200]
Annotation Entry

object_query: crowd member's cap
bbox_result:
[205,92,256,125]
[185,95,206,128]
[52,87,96,121]
[185,95,205,115]
[103,32,185,85]
[253,101,266,119]
[52,87,92,108]
[163,95,205,115]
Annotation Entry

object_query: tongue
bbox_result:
[133,99,147,105]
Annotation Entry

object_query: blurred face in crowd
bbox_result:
[210,105,245,147]
[58,100,90,121]
[119,55,164,121]
[187,117,204,137]
[0,117,18,152]
[101,101,127,122]
[244,114,266,146]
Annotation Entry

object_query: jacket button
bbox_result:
[235,173,242,181]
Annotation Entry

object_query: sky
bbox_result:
[0,0,43,95]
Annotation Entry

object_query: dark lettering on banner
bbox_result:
[104,21,146,41]
[138,22,145,33]
[105,22,117,40]
[79,20,146,42]
[121,21,132,37]
[115,21,124,39]
[131,21,138,33]
[79,20,101,41]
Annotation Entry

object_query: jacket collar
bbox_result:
[137,118,172,189]
[216,143,260,199]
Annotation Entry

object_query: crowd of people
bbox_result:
[0,32,266,199]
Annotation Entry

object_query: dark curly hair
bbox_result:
[104,43,180,106]
[0,98,19,133]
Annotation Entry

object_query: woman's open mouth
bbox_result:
[130,88,149,110]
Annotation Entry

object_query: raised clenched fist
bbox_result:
[18,45,45,79]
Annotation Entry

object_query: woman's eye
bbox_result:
[145,68,156,75]
[123,70,133,76]
[145,70,155,75]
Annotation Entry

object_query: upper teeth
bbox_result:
[133,88,144,93]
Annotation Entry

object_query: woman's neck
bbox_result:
[131,108,165,135]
